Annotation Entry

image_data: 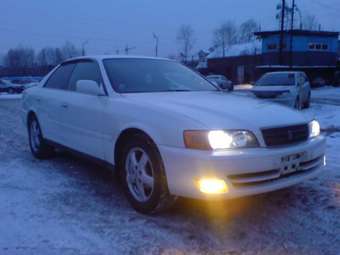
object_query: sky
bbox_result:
[0,0,339,58]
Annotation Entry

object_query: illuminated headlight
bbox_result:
[309,120,320,138]
[184,130,259,150]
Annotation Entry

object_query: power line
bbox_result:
[153,33,159,57]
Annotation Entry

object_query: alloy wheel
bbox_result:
[30,119,41,153]
[125,147,155,202]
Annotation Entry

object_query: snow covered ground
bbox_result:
[0,93,22,100]
[0,89,339,255]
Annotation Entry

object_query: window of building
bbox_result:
[267,43,277,50]
[308,43,329,51]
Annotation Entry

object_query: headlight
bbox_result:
[184,130,259,150]
[309,120,320,138]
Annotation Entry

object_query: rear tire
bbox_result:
[28,115,55,159]
[118,134,176,214]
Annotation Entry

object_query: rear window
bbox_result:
[44,63,75,90]
[256,73,295,86]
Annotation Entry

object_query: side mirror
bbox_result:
[76,80,104,96]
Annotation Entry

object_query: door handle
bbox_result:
[61,103,69,109]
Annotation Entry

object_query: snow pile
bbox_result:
[304,86,340,131]
[0,93,22,100]
[208,40,262,59]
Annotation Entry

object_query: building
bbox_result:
[200,30,339,86]
[255,30,339,85]
[199,41,262,84]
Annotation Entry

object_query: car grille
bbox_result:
[262,124,309,147]
[228,155,324,187]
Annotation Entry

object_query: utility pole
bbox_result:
[222,31,226,57]
[124,45,136,55]
[82,40,89,56]
[153,33,159,57]
[289,0,295,68]
[279,0,286,65]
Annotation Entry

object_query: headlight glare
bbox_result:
[309,120,320,138]
[208,130,233,150]
[184,130,258,150]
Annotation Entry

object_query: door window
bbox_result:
[68,61,102,92]
[44,63,75,90]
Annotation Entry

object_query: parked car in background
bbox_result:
[0,79,25,94]
[8,76,43,85]
[23,56,325,214]
[206,74,233,91]
[252,72,311,110]
[23,82,40,90]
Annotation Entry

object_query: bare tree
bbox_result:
[4,46,35,68]
[55,48,64,64]
[177,25,195,62]
[61,41,81,59]
[37,47,63,66]
[302,14,319,30]
[36,48,48,66]
[239,19,259,43]
[213,21,237,57]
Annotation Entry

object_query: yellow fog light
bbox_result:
[198,178,229,194]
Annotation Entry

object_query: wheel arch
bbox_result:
[114,128,159,167]
[26,110,37,128]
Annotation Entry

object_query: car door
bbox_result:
[60,60,107,160]
[37,63,76,144]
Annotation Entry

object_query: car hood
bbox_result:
[124,91,308,130]
[252,86,295,98]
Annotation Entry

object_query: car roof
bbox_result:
[62,55,171,64]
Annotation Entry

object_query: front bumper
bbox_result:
[159,136,326,200]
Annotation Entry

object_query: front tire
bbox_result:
[28,115,54,159]
[119,134,176,214]
[294,96,303,110]
[303,93,311,109]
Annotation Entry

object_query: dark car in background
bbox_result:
[0,79,25,94]
[206,74,234,91]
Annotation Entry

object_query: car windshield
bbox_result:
[103,58,218,93]
[256,73,295,86]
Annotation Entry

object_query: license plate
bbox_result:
[280,152,306,176]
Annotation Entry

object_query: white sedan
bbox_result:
[22,56,326,214]
[252,71,311,110]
